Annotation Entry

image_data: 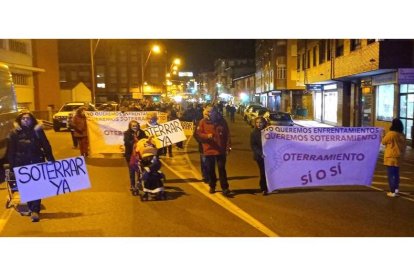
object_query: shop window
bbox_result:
[376,84,394,121]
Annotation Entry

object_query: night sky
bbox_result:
[58,39,255,74]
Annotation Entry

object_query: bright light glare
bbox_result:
[174,58,181,65]
[173,95,183,103]
[152,45,161,53]
[239,92,249,102]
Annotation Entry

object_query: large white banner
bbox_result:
[262,126,382,191]
[85,111,167,154]
[143,119,187,148]
[13,156,90,203]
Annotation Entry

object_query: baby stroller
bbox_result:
[137,155,167,201]
[3,164,29,214]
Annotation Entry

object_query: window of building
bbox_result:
[306,50,311,69]
[350,39,361,51]
[276,65,286,79]
[376,84,394,121]
[9,40,28,55]
[12,73,29,85]
[297,55,301,71]
[400,84,414,139]
[367,39,376,45]
[70,71,77,81]
[319,40,326,64]
[335,39,344,57]
[302,54,306,70]
[313,46,317,67]
[327,40,331,61]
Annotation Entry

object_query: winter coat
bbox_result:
[382,130,406,167]
[250,128,264,161]
[71,114,88,138]
[7,124,55,168]
[195,117,231,156]
[124,128,147,162]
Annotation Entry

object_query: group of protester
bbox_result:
[4,102,408,223]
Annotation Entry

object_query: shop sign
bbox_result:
[372,73,397,85]
[306,84,322,91]
[324,83,337,90]
[398,68,414,84]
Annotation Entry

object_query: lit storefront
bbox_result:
[371,72,397,130]
[310,83,339,125]
[398,69,414,140]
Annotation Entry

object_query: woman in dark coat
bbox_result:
[250,116,268,195]
[71,106,88,157]
[124,120,147,190]
[7,111,55,222]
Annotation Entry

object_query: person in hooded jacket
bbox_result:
[124,120,147,190]
[7,111,55,222]
[250,116,269,195]
[195,105,232,197]
[71,106,89,157]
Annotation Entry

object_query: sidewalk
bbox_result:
[293,119,334,128]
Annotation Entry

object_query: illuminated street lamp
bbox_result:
[90,39,100,104]
[141,44,161,93]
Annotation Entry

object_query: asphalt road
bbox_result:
[1,113,414,237]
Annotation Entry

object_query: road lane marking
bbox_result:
[160,138,279,237]
[0,208,13,235]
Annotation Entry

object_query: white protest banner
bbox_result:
[85,111,167,154]
[180,121,194,136]
[143,119,187,148]
[13,156,90,203]
[262,126,382,191]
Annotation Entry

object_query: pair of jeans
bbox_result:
[256,157,267,192]
[200,154,209,182]
[205,155,229,190]
[386,166,400,193]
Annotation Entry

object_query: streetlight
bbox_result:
[141,44,161,94]
[90,39,100,104]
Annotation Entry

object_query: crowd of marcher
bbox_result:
[4,99,408,222]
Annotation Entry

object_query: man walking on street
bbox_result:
[196,105,232,197]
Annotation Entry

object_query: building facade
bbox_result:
[0,39,60,118]
[296,39,414,140]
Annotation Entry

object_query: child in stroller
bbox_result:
[131,136,166,201]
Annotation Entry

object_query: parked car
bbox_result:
[52,102,95,132]
[248,107,269,127]
[264,111,295,126]
[97,101,119,111]
[243,103,263,121]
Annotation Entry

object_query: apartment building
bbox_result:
[296,39,414,140]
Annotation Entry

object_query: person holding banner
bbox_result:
[250,116,269,195]
[7,111,55,222]
[71,106,89,157]
[144,111,168,157]
[382,118,407,197]
[196,105,232,197]
[124,120,147,191]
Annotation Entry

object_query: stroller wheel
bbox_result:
[140,193,148,201]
